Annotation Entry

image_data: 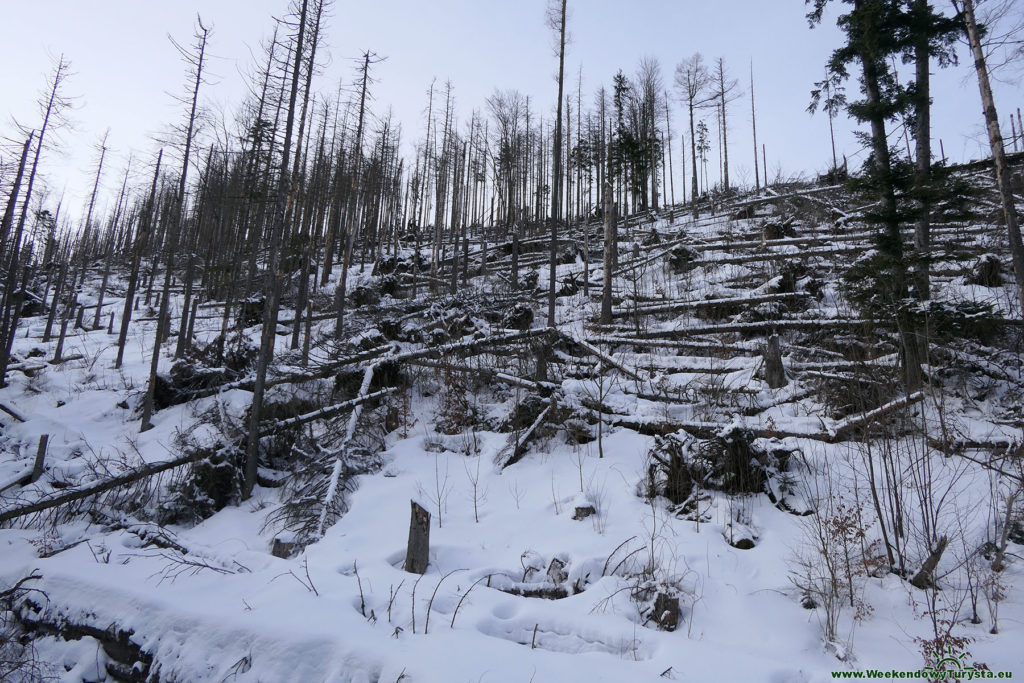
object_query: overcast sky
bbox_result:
[2,0,1020,220]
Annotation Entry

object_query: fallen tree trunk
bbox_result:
[574,391,926,444]
[386,327,556,365]
[175,343,396,403]
[0,453,198,525]
[611,292,810,319]
[500,400,553,469]
[261,386,399,435]
[832,391,925,438]
[16,598,154,682]
[699,245,864,267]
[406,357,557,395]
[0,401,27,422]
[727,184,844,210]
[567,333,646,382]
[316,364,377,539]
[586,335,761,355]
[631,318,871,339]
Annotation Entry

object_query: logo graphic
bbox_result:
[923,647,977,679]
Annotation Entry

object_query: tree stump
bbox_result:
[968,254,1003,287]
[652,593,679,631]
[763,334,787,389]
[572,505,596,520]
[763,216,795,240]
[404,500,430,574]
[271,536,299,559]
[30,435,49,483]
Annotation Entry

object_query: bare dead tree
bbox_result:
[141,15,210,432]
[750,61,760,192]
[674,54,713,218]
[243,0,309,498]
[547,0,568,326]
[712,57,740,192]
[115,151,163,369]
[955,0,1024,314]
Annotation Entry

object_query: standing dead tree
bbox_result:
[674,54,713,219]
[141,16,210,432]
[955,0,1024,314]
[712,57,740,192]
[547,0,569,327]
[244,0,309,498]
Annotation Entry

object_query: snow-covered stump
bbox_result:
[652,593,680,632]
[404,500,431,574]
[271,535,299,559]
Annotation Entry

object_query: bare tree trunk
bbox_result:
[141,18,209,432]
[665,94,675,205]
[912,0,932,300]
[0,133,32,384]
[910,535,948,589]
[1,57,70,270]
[82,132,109,240]
[53,268,78,365]
[717,59,732,192]
[117,152,162,369]
[0,267,31,384]
[94,162,131,331]
[959,0,1024,314]
[175,148,216,359]
[600,182,614,325]
[763,334,787,388]
[763,144,768,189]
[43,259,67,343]
[174,252,196,358]
[688,101,698,218]
[680,134,686,204]
[751,62,759,192]
[548,0,567,327]
[243,1,308,498]
[336,51,372,336]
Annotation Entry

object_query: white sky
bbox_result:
[2,0,1020,220]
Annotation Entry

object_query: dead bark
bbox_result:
[404,500,431,574]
